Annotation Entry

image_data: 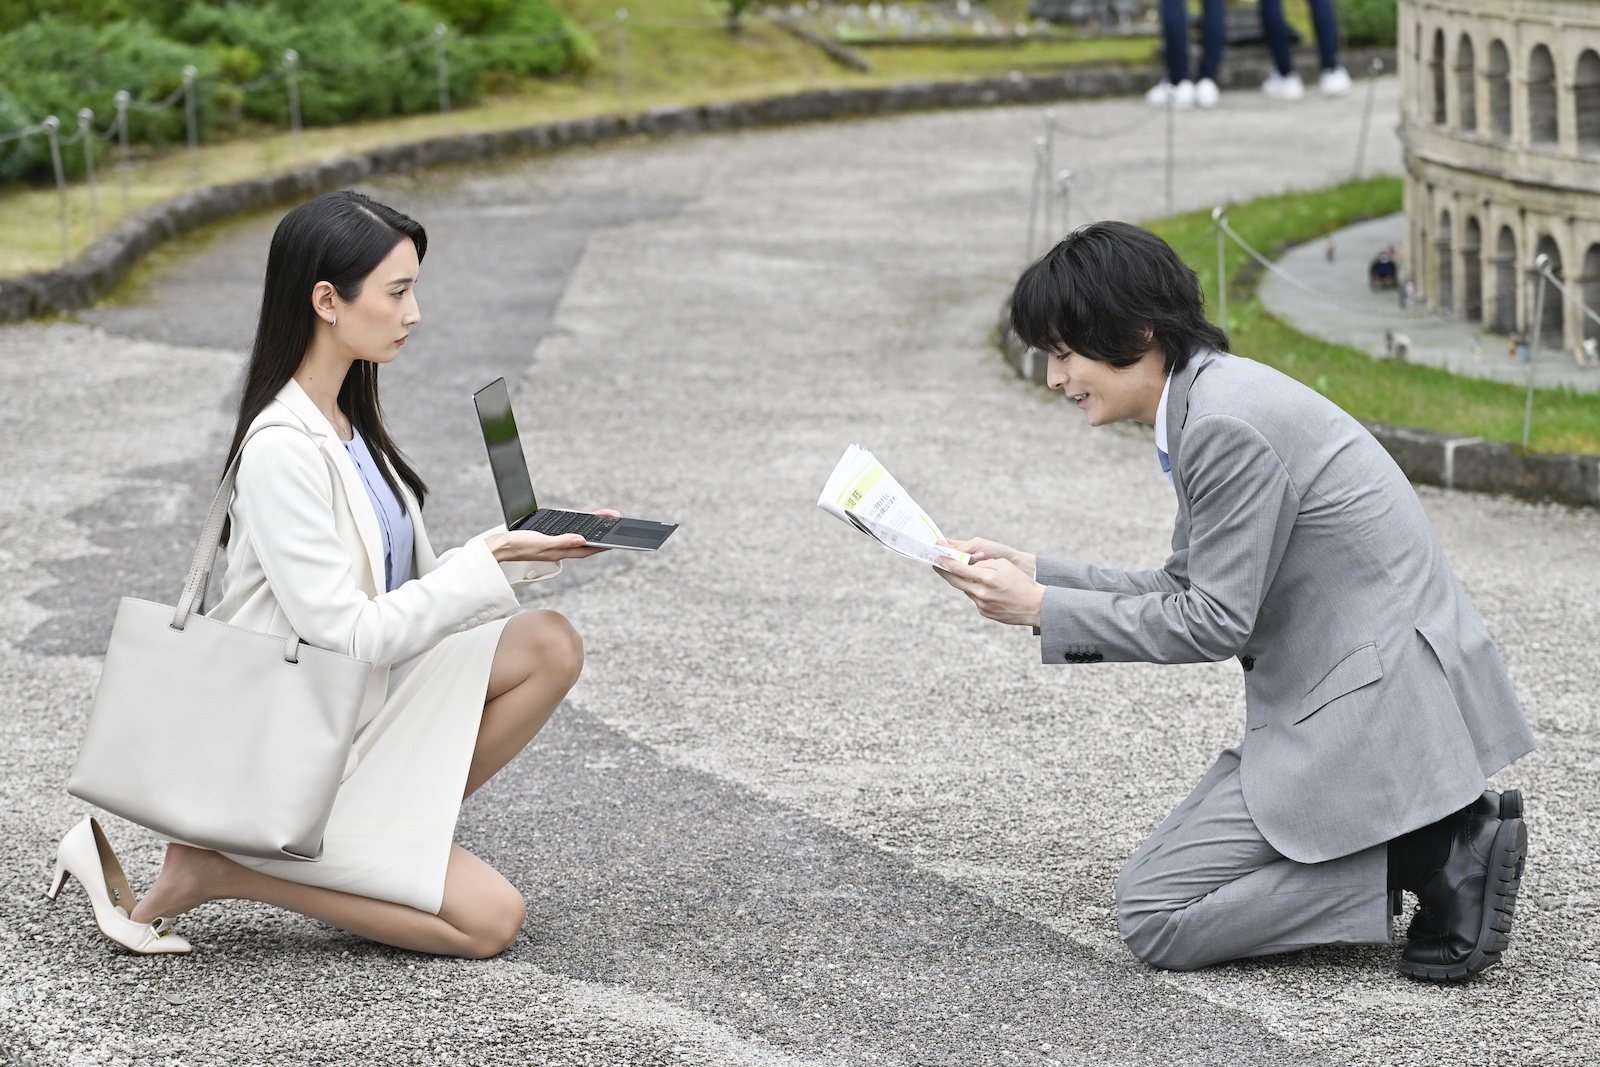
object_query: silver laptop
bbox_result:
[473,378,677,552]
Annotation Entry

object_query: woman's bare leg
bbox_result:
[130,609,579,954]
[130,843,524,958]
[466,609,584,796]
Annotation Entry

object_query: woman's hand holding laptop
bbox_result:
[486,510,622,563]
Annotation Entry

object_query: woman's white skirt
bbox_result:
[224,618,506,915]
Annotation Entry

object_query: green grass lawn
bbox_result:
[1147,178,1600,456]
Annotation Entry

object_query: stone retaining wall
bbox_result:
[0,47,1390,323]
[995,313,1600,507]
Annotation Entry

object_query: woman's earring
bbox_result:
[330,317,337,327]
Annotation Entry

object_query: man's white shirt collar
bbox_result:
[1155,373,1172,458]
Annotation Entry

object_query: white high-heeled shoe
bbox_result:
[46,817,191,955]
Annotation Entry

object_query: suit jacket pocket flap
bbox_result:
[1295,643,1383,724]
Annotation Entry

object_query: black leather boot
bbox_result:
[1398,789,1526,982]
[1402,791,1504,941]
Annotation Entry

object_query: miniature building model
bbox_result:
[1401,0,1600,348]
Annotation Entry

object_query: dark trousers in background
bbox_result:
[1260,0,1341,75]
[1160,0,1227,84]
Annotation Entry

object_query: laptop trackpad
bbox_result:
[603,521,675,549]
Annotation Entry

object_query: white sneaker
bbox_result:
[1318,66,1352,97]
[1195,77,1219,109]
[1261,71,1305,101]
[1145,80,1196,109]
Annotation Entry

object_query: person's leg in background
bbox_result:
[1258,0,1295,78]
[1307,0,1352,96]
[1194,0,1227,108]
[1148,0,1197,108]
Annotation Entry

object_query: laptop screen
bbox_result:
[473,378,537,527]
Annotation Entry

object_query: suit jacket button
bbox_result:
[1086,652,1104,663]
[1241,655,1255,671]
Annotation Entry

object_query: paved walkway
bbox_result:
[1261,213,1600,393]
[4,78,1600,1065]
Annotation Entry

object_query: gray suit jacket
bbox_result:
[1037,350,1535,863]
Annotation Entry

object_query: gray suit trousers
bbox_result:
[1116,749,1393,971]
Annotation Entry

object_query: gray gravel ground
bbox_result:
[5,78,1600,1065]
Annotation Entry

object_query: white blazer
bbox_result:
[209,379,558,774]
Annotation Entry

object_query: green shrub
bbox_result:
[171,0,483,128]
[1337,0,1397,48]
[433,0,591,78]
[0,0,583,185]
[0,17,212,180]
[0,0,110,34]
[0,83,42,182]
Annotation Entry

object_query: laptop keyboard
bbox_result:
[524,510,621,541]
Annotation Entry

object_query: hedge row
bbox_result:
[0,0,589,183]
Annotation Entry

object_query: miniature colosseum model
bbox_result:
[1401,0,1600,352]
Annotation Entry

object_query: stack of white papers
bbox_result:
[817,445,970,565]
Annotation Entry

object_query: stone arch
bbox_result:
[1456,35,1477,133]
[1583,244,1600,344]
[1487,40,1512,140]
[1532,235,1564,347]
[1462,216,1483,323]
[1436,209,1454,311]
[1493,225,1517,333]
[1577,50,1600,152]
[1431,29,1448,125]
[1529,44,1559,146]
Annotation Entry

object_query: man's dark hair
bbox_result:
[1009,220,1229,376]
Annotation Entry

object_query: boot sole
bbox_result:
[1397,810,1526,982]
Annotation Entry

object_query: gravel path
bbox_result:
[5,78,1599,1065]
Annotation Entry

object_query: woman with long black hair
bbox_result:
[54,190,611,958]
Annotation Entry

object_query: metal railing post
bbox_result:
[78,108,101,236]
[1042,109,1055,242]
[182,65,199,183]
[1354,57,1384,180]
[1055,168,1072,237]
[114,90,131,216]
[1164,91,1175,217]
[1524,254,1549,448]
[1213,207,1228,329]
[1025,134,1045,260]
[616,8,630,116]
[434,24,452,124]
[43,116,67,265]
[284,50,303,160]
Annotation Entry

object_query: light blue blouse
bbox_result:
[342,427,414,592]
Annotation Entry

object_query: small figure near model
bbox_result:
[1368,251,1398,291]
[936,222,1534,981]
[1146,0,1226,110]
[1259,0,1351,100]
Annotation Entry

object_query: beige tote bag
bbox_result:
[69,422,371,861]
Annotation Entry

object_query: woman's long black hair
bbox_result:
[224,191,429,529]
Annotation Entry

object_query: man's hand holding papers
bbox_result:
[930,551,1045,628]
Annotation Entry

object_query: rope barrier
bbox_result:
[236,67,287,94]
[132,79,189,112]
[301,35,436,72]
[0,121,47,146]
[1214,212,1428,321]
[1529,263,1600,333]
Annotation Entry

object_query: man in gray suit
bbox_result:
[936,222,1535,981]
